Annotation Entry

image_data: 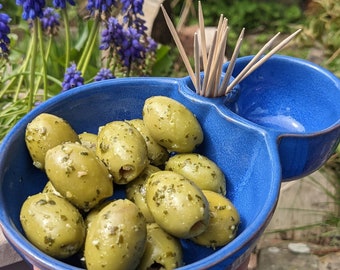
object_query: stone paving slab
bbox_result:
[255,239,340,270]
[0,230,23,268]
[257,243,319,270]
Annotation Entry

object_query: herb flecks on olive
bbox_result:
[45,142,114,211]
[84,199,147,270]
[145,170,210,239]
[126,164,161,223]
[20,193,86,259]
[42,181,62,197]
[165,153,227,195]
[191,190,240,249]
[138,223,183,269]
[128,119,169,166]
[142,96,203,153]
[25,113,80,169]
[96,121,149,184]
[79,132,98,152]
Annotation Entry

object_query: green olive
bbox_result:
[137,223,183,270]
[79,132,97,152]
[85,200,112,230]
[45,142,114,211]
[126,164,161,223]
[20,193,86,259]
[42,181,62,197]
[128,119,169,166]
[142,96,204,153]
[84,199,147,270]
[96,121,149,184]
[165,153,226,195]
[145,170,210,239]
[191,190,240,248]
[25,113,80,169]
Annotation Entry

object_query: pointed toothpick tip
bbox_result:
[226,28,302,93]
[161,2,196,89]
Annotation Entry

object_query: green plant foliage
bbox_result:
[299,0,340,76]
[174,0,303,32]
[151,45,175,76]
[302,0,340,52]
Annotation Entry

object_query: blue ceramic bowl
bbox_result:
[0,55,339,270]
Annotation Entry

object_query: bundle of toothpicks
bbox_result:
[161,1,301,98]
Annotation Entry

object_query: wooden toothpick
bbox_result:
[162,1,301,98]
[225,31,282,93]
[226,29,302,93]
[219,28,244,96]
[160,4,196,89]
[194,32,201,94]
[202,30,217,96]
[240,29,303,81]
[198,1,208,71]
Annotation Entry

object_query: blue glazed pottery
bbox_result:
[0,55,339,270]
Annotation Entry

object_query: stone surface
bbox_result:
[264,170,336,242]
[318,251,340,270]
[0,261,31,270]
[257,242,320,270]
[0,229,23,267]
[288,242,311,254]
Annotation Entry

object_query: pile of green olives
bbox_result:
[21,96,240,270]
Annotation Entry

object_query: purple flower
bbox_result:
[41,8,60,35]
[0,12,11,58]
[121,0,146,36]
[100,16,157,71]
[94,68,115,81]
[100,18,144,68]
[119,27,145,67]
[100,17,124,50]
[146,36,157,52]
[61,63,84,92]
[52,0,75,9]
[87,0,117,18]
[121,0,144,16]
[16,0,46,20]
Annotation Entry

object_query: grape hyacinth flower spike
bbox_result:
[53,0,76,9]
[94,68,115,81]
[61,63,84,92]
[41,8,60,36]
[16,0,46,20]
[0,7,11,58]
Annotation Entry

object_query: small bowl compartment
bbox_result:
[224,55,340,134]
[223,55,340,180]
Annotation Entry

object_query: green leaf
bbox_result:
[151,45,174,76]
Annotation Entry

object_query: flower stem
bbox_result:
[78,19,100,73]
[13,36,34,102]
[28,19,39,110]
[37,20,48,101]
[81,28,99,75]
[34,36,52,99]
[62,9,71,69]
[0,36,33,100]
